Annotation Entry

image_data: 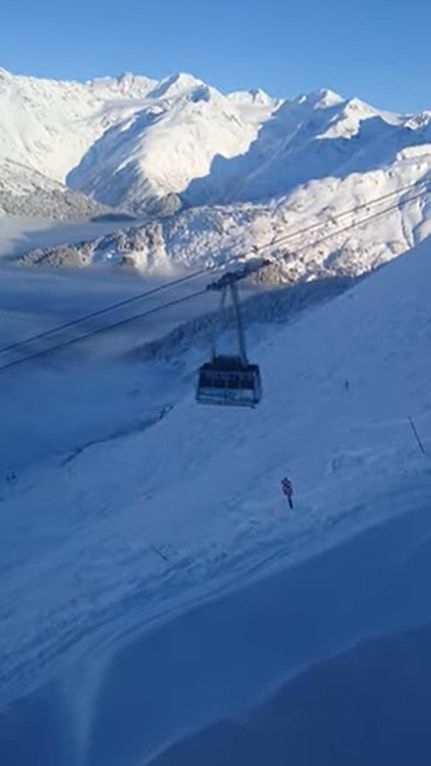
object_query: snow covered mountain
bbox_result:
[67,76,280,212]
[0,67,158,219]
[0,67,279,215]
[0,158,112,219]
[2,66,431,279]
[2,67,431,214]
[0,67,156,181]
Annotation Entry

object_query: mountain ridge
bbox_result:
[3,65,422,213]
[2,67,431,278]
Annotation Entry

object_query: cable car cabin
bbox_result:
[196,355,262,407]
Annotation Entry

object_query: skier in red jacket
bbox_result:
[281,477,294,509]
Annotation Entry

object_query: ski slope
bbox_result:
[0,236,430,764]
[145,503,431,766]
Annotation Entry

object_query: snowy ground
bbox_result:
[147,504,431,766]
[0,236,430,764]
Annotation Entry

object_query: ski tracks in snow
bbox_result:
[1,458,428,711]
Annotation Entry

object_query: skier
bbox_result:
[281,477,294,509]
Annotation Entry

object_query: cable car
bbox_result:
[197,355,262,407]
[196,262,265,408]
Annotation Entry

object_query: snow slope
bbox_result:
[147,521,431,766]
[182,92,430,207]
[0,68,156,219]
[24,169,431,282]
[0,234,430,764]
[67,78,279,212]
[3,66,431,215]
[0,68,156,181]
[0,67,278,214]
[0,160,112,220]
[44,81,431,217]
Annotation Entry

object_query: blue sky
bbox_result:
[2,0,430,112]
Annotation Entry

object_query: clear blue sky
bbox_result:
[2,0,430,112]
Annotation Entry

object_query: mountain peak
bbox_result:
[309,88,344,107]
[116,71,136,86]
[148,72,204,99]
[227,87,277,107]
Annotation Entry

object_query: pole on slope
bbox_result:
[408,417,426,455]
